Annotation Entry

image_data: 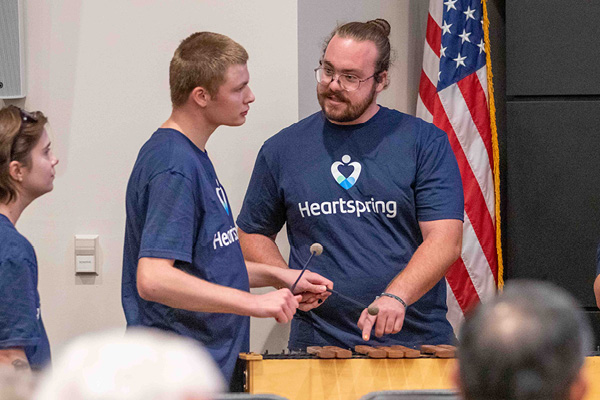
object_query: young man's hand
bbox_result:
[251,289,302,323]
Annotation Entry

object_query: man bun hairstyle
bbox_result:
[324,18,393,88]
[0,106,48,204]
[169,31,248,107]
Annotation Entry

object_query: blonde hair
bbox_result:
[169,32,248,107]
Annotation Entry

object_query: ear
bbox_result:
[189,86,211,108]
[8,160,24,183]
[569,368,588,400]
[375,70,388,93]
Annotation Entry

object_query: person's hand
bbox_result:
[357,295,406,341]
[284,269,333,311]
[251,289,302,323]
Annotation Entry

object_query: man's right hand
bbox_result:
[251,289,302,323]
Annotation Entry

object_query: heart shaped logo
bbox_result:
[331,155,361,189]
[215,180,229,215]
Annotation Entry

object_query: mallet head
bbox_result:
[310,243,323,256]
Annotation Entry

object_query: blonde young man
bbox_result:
[122,32,331,383]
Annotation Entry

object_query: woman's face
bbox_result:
[19,129,59,200]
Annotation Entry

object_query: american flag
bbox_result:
[416,0,501,332]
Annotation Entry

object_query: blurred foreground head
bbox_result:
[33,328,225,400]
[457,280,592,400]
[0,366,35,400]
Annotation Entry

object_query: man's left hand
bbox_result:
[357,295,406,341]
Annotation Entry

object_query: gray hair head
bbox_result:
[33,328,225,400]
[0,366,35,400]
[458,280,592,400]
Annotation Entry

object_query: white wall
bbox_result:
[1,0,299,354]
[1,0,428,355]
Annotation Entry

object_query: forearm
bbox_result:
[137,258,258,316]
[386,240,458,305]
[358,219,462,341]
[239,229,288,268]
[385,220,462,305]
[0,348,29,371]
[246,261,292,289]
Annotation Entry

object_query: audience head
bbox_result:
[169,31,249,108]
[0,106,53,204]
[0,366,35,400]
[457,280,592,400]
[33,328,225,400]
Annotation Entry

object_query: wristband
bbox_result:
[379,292,407,309]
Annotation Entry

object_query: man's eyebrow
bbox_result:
[321,60,361,74]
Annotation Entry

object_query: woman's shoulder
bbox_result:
[0,220,35,265]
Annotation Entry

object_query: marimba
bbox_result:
[235,347,600,400]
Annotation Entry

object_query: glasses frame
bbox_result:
[314,66,378,92]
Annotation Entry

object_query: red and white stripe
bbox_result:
[416,0,498,332]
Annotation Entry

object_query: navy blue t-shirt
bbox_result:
[237,107,464,349]
[122,129,250,382]
[0,214,51,370]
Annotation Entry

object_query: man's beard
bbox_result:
[317,84,377,123]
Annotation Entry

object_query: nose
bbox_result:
[246,87,255,104]
[328,74,344,92]
[52,156,59,166]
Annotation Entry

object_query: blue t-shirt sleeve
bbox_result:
[415,132,464,222]
[237,147,287,236]
[0,257,40,349]
[139,170,198,263]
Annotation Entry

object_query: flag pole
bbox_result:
[482,0,504,289]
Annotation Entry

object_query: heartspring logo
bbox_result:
[296,155,397,219]
[213,179,238,250]
[331,155,361,189]
[215,179,229,215]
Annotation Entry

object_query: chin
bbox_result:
[225,118,246,127]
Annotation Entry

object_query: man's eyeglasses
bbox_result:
[314,67,377,92]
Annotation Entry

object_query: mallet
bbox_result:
[290,243,323,294]
[290,243,378,315]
